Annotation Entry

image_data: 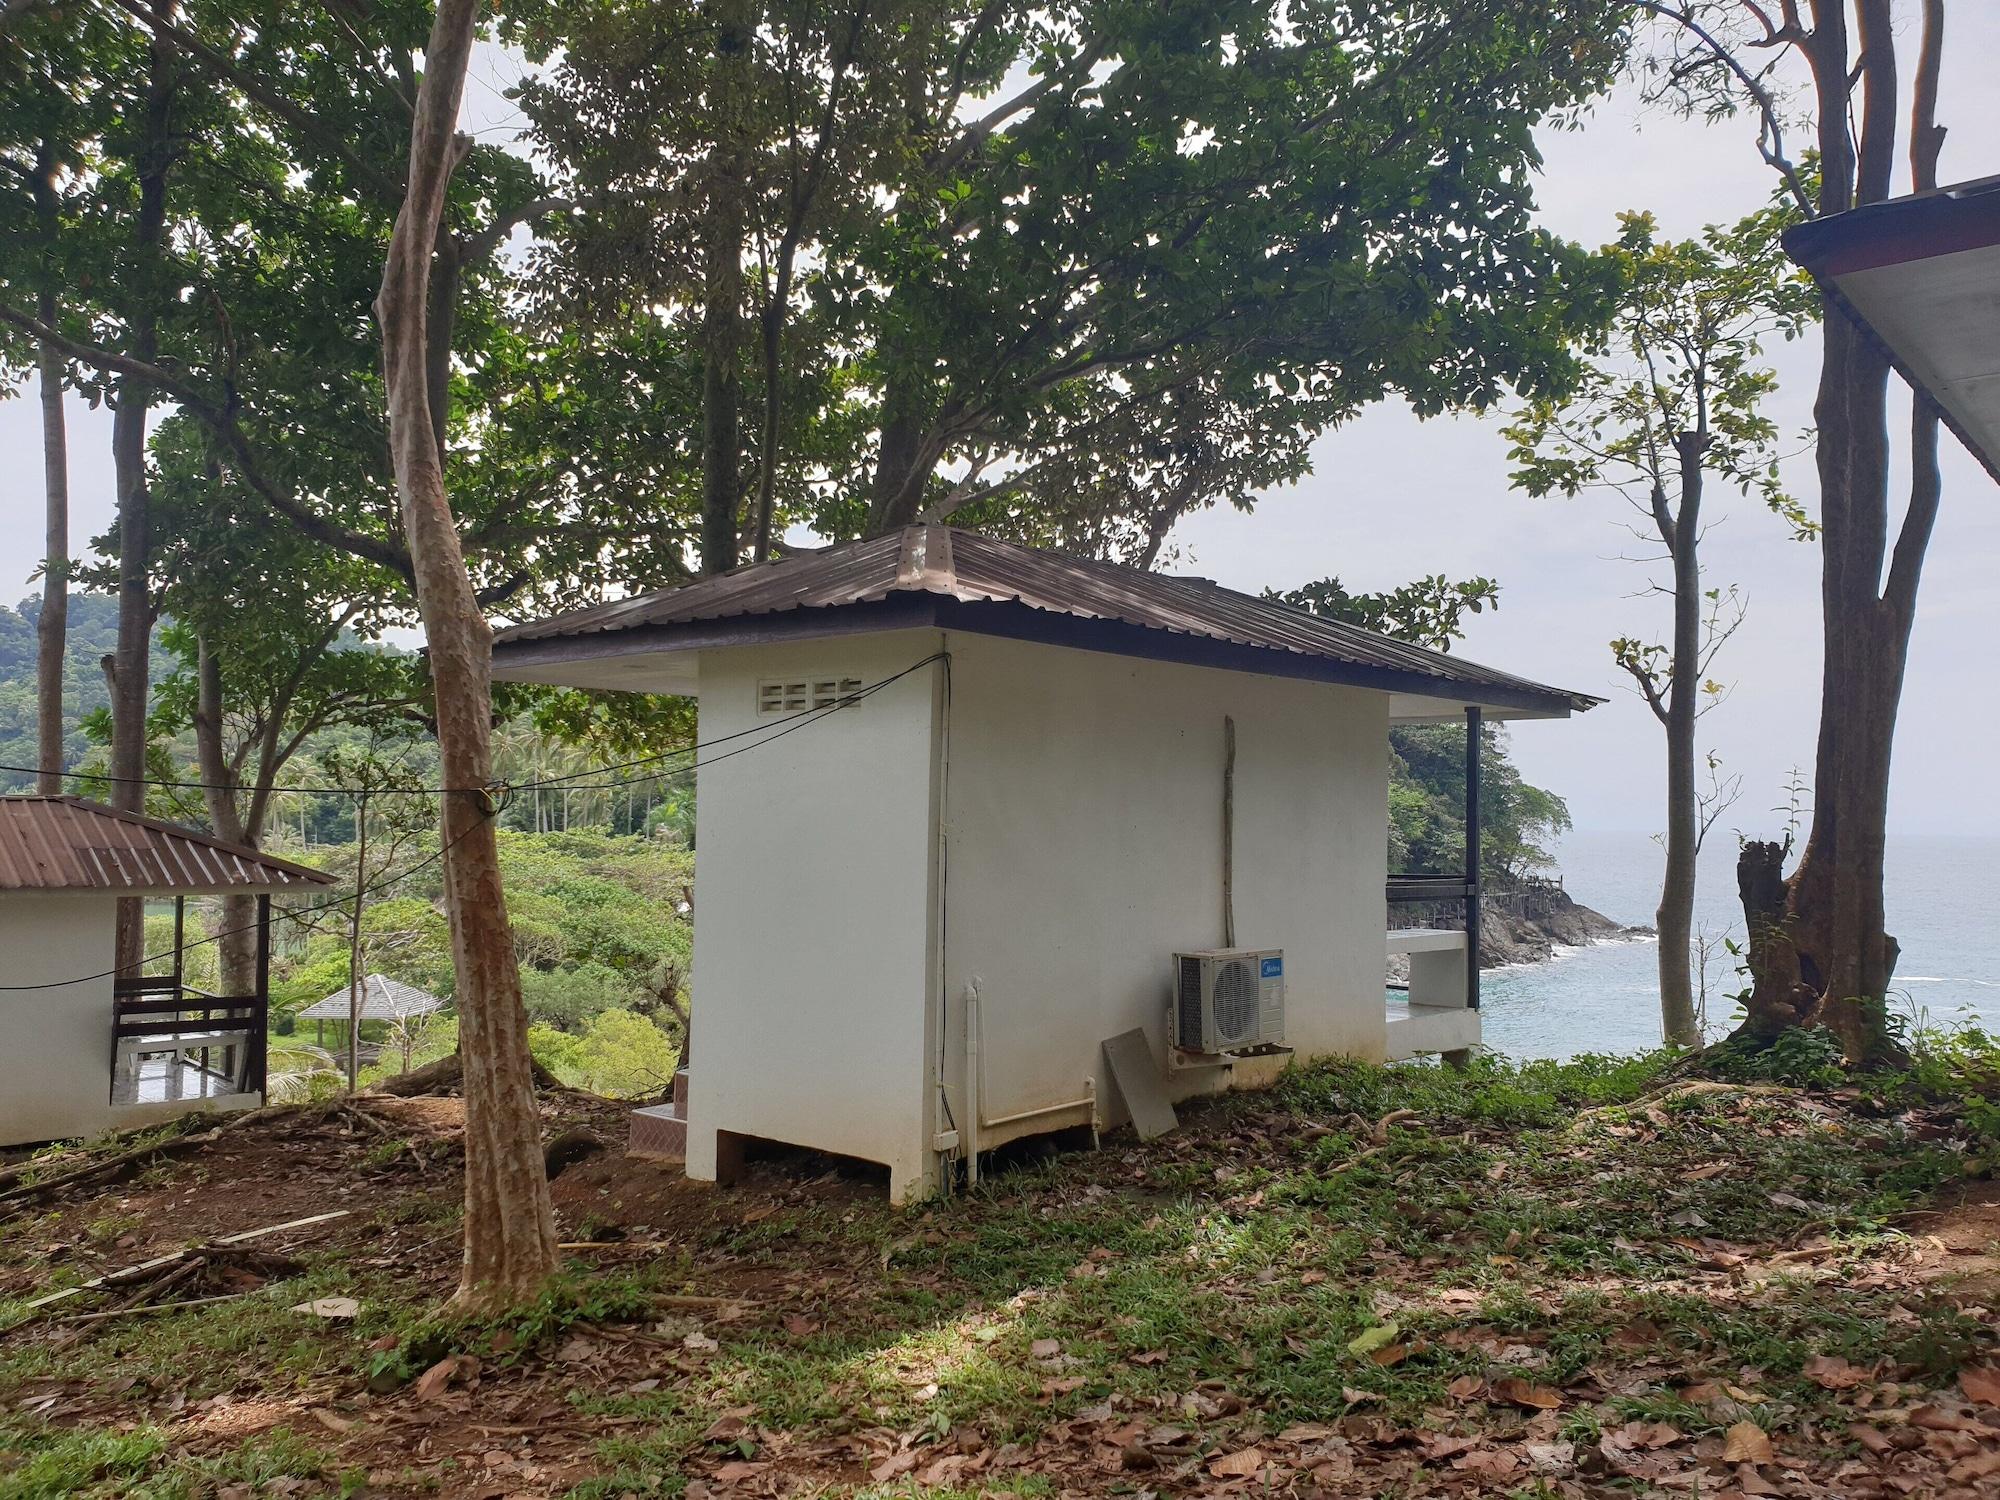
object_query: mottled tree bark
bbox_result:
[32,147,67,796]
[864,373,934,534]
[1655,440,1703,1047]
[191,637,258,996]
[109,16,176,972]
[698,0,753,575]
[376,0,557,1311]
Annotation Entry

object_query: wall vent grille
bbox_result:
[757,676,863,716]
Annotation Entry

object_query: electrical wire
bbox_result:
[0,652,950,992]
[0,654,947,801]
[0,813,485,993]
[520,654,947,790]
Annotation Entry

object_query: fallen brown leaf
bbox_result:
[1208,1446,1267,1477]
[1491,1376,1564,1410]
[1277,1422,1336,1442]
[412,1354,475,1402]
[1960,1364,2000,1407]
[869,1450,917,1483]
[1720,1420,1773,1464]
[1802,1354,1867,1390]
[1847,1422,1893,1455]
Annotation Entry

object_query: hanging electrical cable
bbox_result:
[0,653,950,992]
[0,654,944,800]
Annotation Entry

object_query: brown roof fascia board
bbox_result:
[1783,178,2000,487]
[1784,175,2000,277]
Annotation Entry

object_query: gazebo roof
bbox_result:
[297,973,446,1022]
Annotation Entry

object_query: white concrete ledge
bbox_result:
[1384,1002,1481,1062]
[1386,927,1467,955]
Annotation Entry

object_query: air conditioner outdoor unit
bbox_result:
[1173,948,1286,1053]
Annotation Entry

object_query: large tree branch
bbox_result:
[927,32,1113,176]
[1631,1,1815,216]
[0,303,416,583]
[104,0,407,205]
[1885,406,1942,618]
[459,195,577,264]
[1909,0,1946,192]
[1850,1,1898,207]
[752,0,869,562]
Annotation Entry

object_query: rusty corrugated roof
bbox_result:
[493,525,1598,714]
[0,797,337,894]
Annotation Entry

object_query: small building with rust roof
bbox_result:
[492,526,1595,1202]
[0,795,334,1146]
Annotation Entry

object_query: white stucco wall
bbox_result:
[676,626,1390,1201]
[0,896,169,1145]
[684,630,945,1199]
[0,896,115,1146]
[938,633,1390,1147]
[0,895,262,1147]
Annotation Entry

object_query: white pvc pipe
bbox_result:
[964,980,981,1186]
[981,1086,1097,1130]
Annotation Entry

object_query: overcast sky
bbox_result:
[3,18,1995,837]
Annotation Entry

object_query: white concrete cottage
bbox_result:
[0,796,334,1147]
[491,526,1594,1201]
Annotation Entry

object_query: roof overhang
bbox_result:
[0,796,337,895]
[1784,175,2000,484]
[492,594,1588,720]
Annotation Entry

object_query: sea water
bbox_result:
[1479,830,2000,1061]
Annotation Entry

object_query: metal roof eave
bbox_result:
[1783,175,2000,485]
[491,594,1597,719]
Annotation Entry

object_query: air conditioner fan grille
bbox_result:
[1211,959,1259,1042]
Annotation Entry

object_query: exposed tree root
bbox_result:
[372,1051,569,1098]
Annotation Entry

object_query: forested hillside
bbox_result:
[0,594,167,782]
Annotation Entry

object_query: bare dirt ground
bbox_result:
[3,1059,1999,1499]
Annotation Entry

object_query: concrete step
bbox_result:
[628,1104,687,1160]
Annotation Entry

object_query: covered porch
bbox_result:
[108,894,274,1108]
[0,796,334,1148]
[1383,705,1485,1063]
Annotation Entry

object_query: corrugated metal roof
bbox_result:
[297,974,445,1022]
[494,525,1598,713]
[0,797,337,894]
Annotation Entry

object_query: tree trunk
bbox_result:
[108,7,177,974]
[864,373,932,534]
[35,306,68,796]
[698,0,753,575]
[33,147,68,796]
[1733,838,1813,1039]
[1656,444,1702,1047]
[1764,264,1913,1067]
[376,0,557,1312]
[191,635,259,995]
[1727,1,1942,1069]
[347,798,369,1094]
